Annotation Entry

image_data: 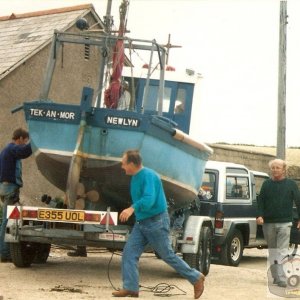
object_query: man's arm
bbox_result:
[292,180,300,229]
[119,206,134,222]
[13,143,32,159]
[132,175,156,213]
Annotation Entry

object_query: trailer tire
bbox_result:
[221,229,243,266]
[33,243,51,264]
[183,226,212,275]
[10,242,36,268]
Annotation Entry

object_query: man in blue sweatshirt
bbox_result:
[0,128,32,262]
[112,149,205,299]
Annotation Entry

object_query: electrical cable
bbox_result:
[105,229,187,297]
[139,282,187,297]
[106,228,120,291]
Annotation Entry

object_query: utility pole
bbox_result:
[276,0,287,159]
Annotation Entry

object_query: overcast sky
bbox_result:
[2,0,300,146]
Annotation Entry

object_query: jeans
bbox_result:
[263,222,292,282]
[0,183,20,259]
[122,211,201,292]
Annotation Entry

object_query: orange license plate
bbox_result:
[37,209,85,222]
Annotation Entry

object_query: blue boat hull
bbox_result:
[24,101,210,212]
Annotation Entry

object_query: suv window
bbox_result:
[200,171,216,201]
[252,174,269,202]
[254,175,267,195]
[226,176,250,200]
[226,168,248,174]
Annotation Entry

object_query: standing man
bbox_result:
[117,81,131,110]
[257,158,300,287]
[112,150,205,299]
[0,128,32,262]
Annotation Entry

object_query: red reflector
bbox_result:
[215,245,222,253]
[9,207,20,219]
[85,213,100,222]
[100,213,115,225]
[22,210,38,218]
[186,237,193,241]
[214,210,224,229]
[215,220,224,229]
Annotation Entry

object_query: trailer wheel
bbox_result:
[183,226,212,275]
[10,242,36,268]
[33,243,51,264]
[221,229,244,266]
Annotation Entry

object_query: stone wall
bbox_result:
[209,144,275,174]
[0,14,103,206]
[209,144,300,185]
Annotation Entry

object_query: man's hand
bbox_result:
[256,216,264,225]
[119,207,134,223]
[297,220,300,229]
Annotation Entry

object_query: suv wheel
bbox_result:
[221,229,243,266]
[183,226,212,275]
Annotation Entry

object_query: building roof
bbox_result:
[0,4,103,80]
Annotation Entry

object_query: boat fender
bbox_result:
[172,129,213,154]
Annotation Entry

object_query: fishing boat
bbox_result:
[13,0,213,215]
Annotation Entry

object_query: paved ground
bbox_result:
[0,247,293,299]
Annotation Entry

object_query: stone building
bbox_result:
[0,4,107,204]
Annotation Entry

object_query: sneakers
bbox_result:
[273,278,287,288]
[277,281,287,288]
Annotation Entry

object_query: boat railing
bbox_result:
[53,30,165,53]
[40,30,166,115]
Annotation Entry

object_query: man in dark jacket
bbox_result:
[257,159,300,287]
[0,128,32,262]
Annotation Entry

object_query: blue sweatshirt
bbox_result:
[0,142,32,186]
[130,167,167,221]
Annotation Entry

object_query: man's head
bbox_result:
[12,128,29,145]
[269,158,286,181]
[121,149,142,175]
[122,81,129,90]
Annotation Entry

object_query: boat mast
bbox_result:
[163,33,182,66]
[102,0,129,109]
[94,0,114,107]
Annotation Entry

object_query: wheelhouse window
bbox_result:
[174,88,186,114]
[143,85,171,113]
